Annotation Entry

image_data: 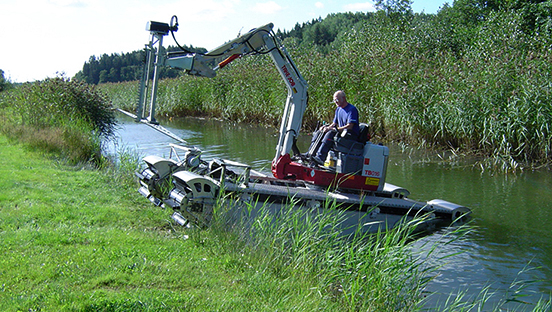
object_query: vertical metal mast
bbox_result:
[147,33,164,124]
[136,39,154,121]
[136,22,170,124]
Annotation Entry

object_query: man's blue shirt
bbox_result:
[333,103,360,136]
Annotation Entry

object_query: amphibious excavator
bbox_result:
[126,16,470,233]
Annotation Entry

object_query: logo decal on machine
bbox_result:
[364,158,370,165]
[365,177,380,186]
[281,65,296,87]
[364,170,381,177]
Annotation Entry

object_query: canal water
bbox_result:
[110,115,552,309]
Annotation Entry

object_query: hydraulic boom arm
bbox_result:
[166,23,308,165]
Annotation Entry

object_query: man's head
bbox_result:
[333,90,348,108]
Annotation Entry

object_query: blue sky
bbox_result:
[0,0,450,83]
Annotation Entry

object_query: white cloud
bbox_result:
[187,0,239,21]
[1,0,390,82]
[251,1,283,14]
[343,2,376,12]
[48,0,88,8]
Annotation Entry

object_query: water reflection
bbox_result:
[388,146,552,308]
[110,115,552,308]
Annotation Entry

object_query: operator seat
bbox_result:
[331,123,371,174]
[334,122,371,154]
[304,122,371,165]
[357,122,371,144]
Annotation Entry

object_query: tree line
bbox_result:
[73,46,207,85]
[2,0,551,88]
[71,0,552,85]
[0,69,12,92]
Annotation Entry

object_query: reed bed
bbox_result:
[100,13,551,171]
[0,77,116,165]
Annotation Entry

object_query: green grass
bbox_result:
[0,134,444,311]
[0,70,440,311]
[0,135,352,311]
[1,135,551,311]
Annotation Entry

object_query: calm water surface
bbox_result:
[111,115,552,309]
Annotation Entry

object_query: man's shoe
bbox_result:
[312,155,324,165]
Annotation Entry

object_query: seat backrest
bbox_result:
[357,123,371,144]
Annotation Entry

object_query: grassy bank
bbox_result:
[2,135,551,311]
[0,134,428,311]
[0,135,321,310]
